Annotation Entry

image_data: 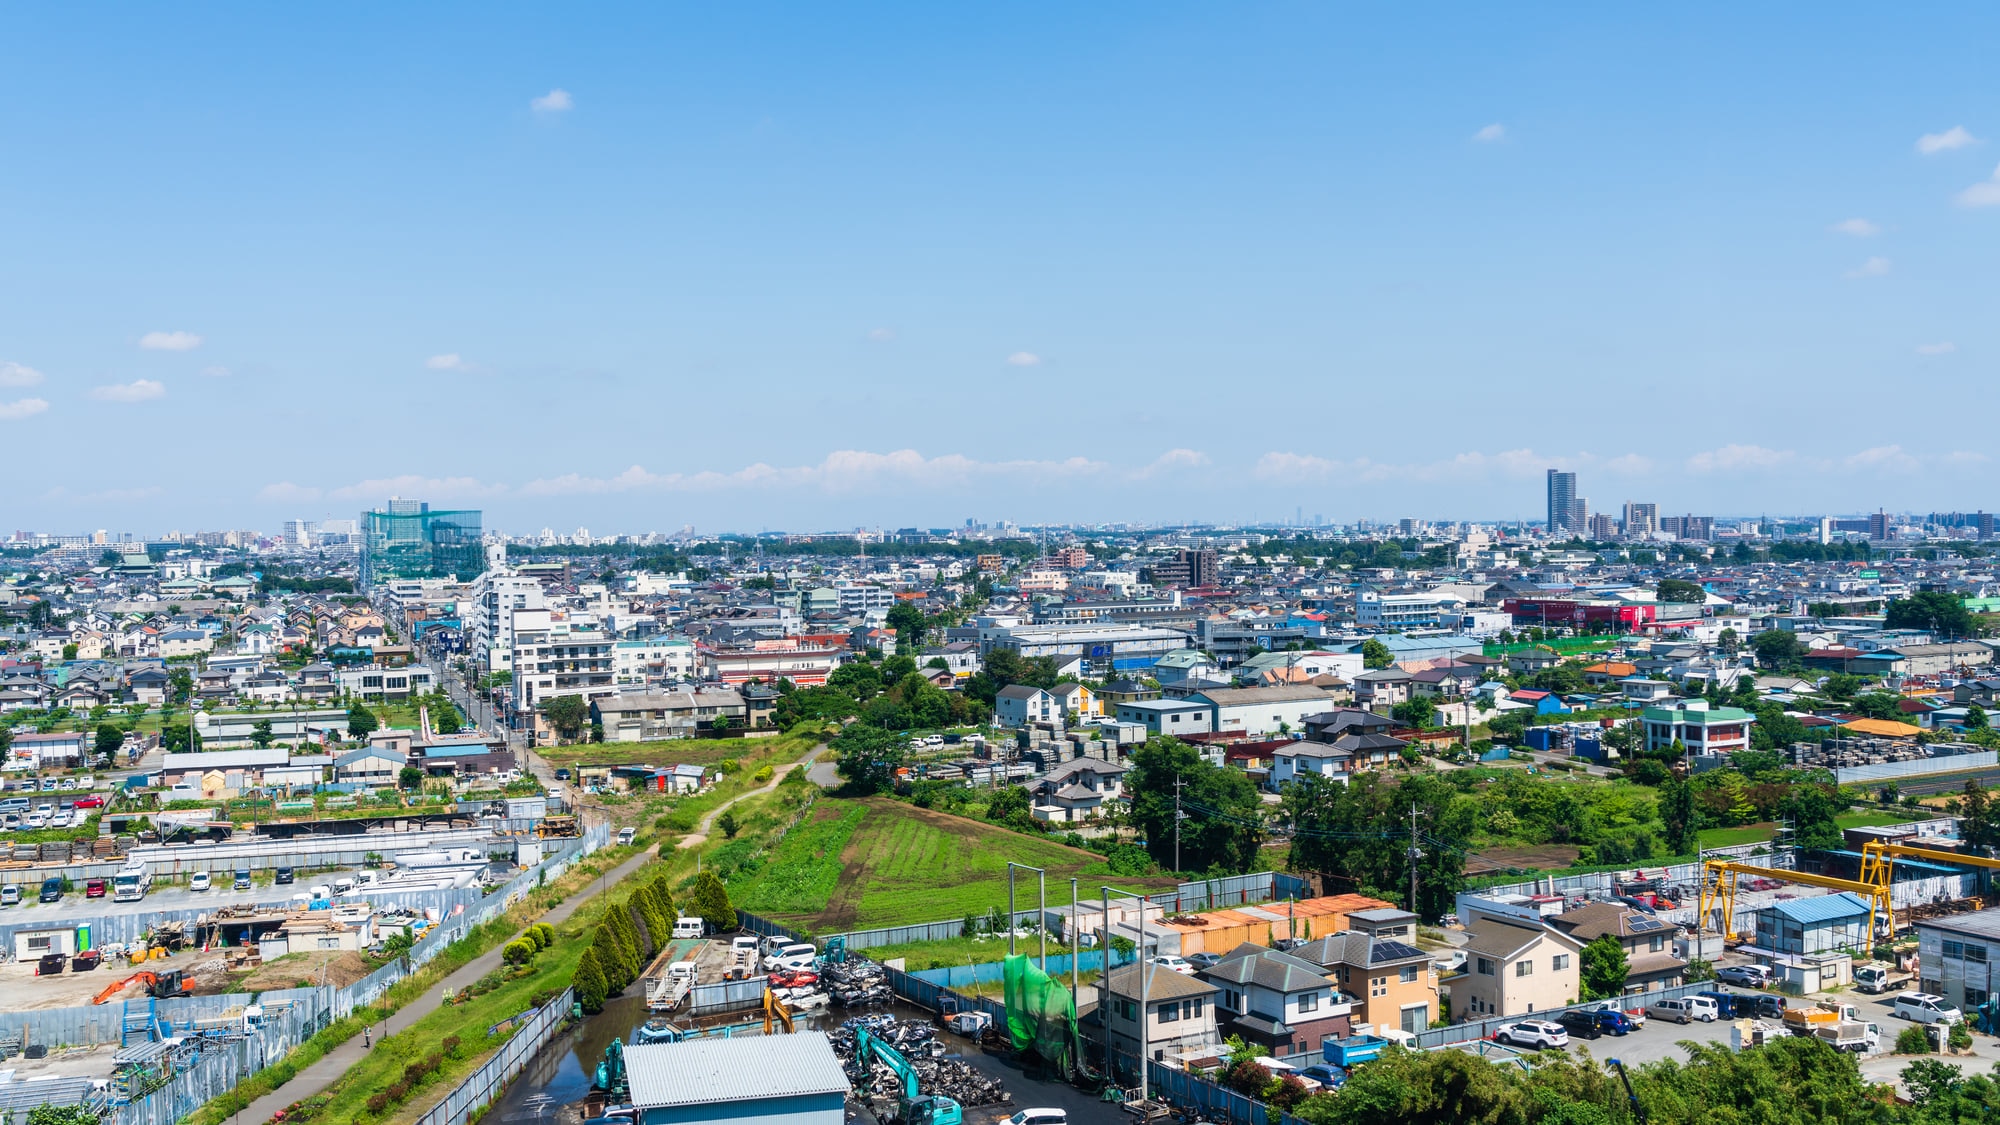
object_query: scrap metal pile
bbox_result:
[832,1016,1011,1109]
[822,955,893,1007]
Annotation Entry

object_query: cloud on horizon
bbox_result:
[138,331,201,351]
[91,379,166,402]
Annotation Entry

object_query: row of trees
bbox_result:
[574,869,734,1013]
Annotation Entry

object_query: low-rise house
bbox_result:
[592,688,747,741]
[1200,944,1354,1057]
[1296,926,1438,1034]
[1352,667,1415,706]
[1451,917,1584,1019]
[334,745,407,787]
[1093,962,1222,1069]
[1030,758,1130,822]
[1269,742,1355,788]
[1189,685,1339,737]
[995,684,1058,728]
[1113,698,1214,736]
[1549,902,1687,993]
[1048,681,1101,719]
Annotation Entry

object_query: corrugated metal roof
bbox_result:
[626,1031,849,1109]
[1763,891,1871,925]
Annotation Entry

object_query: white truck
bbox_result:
[112,862,151,903]
[722,935,760,981]
[645,961,697,1011]
[1854,962,1914,994]
[1813,1020,1882,1053]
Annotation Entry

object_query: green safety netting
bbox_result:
[1003,953,1078,1071]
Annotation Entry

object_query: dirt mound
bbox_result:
[241,950,374,991]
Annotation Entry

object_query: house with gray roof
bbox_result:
[1199,943,1353,1056]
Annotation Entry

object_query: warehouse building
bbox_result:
[624,1032,849,1125]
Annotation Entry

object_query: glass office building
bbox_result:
[359,501,485,586]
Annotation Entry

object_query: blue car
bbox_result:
[1298,1065,1347,1089]
[1594,1010,1636,1035]
[1696,991,1743,1019]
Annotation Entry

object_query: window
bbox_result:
[1297,992,1319,1013]
[1553,954,1570,971]
[1158,1002,1178,1024]
[1516,960,1534,977]
[1971,988,1992,1007]
[1945,940,1965,959]
[1968,944,1989,964]
[1400,965,1419,983]
[1649,935,1665,952]
[1477,957,1495,976]
[1192,998,1203,1017]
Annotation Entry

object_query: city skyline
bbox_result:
[4,4,1999,529]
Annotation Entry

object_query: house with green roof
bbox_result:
[1640,700,1754,755]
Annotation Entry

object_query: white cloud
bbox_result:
[0,397,49,421]
[1918,126,1979,154]
[1133,449,1210,479]
[1830,218,1879,237]
[327,475,507,502]
[531,89,573,114]
[1842,445,1922,473]
[521,449,1108,496]
[0,361,44,387]
[1843,256,1891,279]
[201,365,231,377]
[138,330,201,351]
[259,482,323,503]
[867,328,895,342]
[1956,164,2000,207]
[1005,352,1042,367]
[1473,123,1506,143]
[1946,451,1990,467]
[90,379,166,403]
[1602,453,1656,475]
[426,354,472,372]
[1253,448,1602,485]
[1686,444,1794,474]
[1916,342,1957,356]
[44,485,162,503]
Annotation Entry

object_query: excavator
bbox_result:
[93,969,190,1006]
[855,1026,962,1125]
[762,987,794,1035]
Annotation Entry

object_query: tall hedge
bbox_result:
[692,871,735,934]
[574,947,609,1013]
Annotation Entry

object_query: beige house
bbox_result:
[1549,902,1687,994]
[1094,962,1222,1069]
[1451,918,1584,1019]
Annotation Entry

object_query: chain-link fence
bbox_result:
[409,989,575,1125]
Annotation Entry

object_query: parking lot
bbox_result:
[0,865,366,923]
[1475,986,1918,1068]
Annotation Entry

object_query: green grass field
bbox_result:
[730,796,1176,934]
[1835,810,1919,830]
[539,732,808,769]
[1697,823,1777,849]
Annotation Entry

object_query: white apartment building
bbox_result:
[471,570,547,674]
[614,637,698,684]
[837,584,899,614]
[510,608,616,712]
[1355,590,1468,630]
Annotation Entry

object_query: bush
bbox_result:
[502,940,535,966]
[1896,1025,1931,1054]
[754,765,774,783]
[534,922,555,947]
[1950,1020,1973,1051]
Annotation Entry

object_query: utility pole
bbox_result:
[1407,801,1423,918]
[1173,775,1183,875]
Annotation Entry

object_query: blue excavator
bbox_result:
[855,1026,963,1125]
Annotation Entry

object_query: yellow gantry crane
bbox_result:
[1859,838,2000,889]
[1696,860,1894,943]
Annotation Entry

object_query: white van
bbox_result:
[1645,997,1710,1024]
[1893,992,1964,1025]
[672,917,705,939]
[1682,996,1720,1022]
[332,877,355,895]
[763,942,818,972]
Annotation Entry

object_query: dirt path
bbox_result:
[675,742,828,850]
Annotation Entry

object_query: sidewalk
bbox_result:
[238,844,660,1124]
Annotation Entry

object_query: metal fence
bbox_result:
[0,827,508,890]
[686,979,769,1014]
[0,986,329,1049]
[410,989,575,1125]
[790,871,1313,951]
[115,986,334,1125]
[1836,753,2000,784]
[0,885,491,955]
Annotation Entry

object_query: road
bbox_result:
[236,843,663,1125]
[677,743,829,850]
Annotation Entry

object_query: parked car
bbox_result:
[74,796,104,809]
[0,885,18,907]
[1746,994,1789,1020]
[1695,990,1748,1019]
[190,872,212,893]
[85,878,107,898]
[38,877,63,903]
[1646,998,1704,1025]
[1893,992,1965,1025]
[1555,1010,1605,1040]
[274,867,295,885]
[1715,965,1770,988]
[1593,1009,1637,1035]
[1497,1020,1569,1050]
[1006,1111,1067,1125]
[1149,955,1195,975]
[1298,1065,1346,1089]
[1186,952,1223,970]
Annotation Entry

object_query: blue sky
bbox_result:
[3,3,1998,534]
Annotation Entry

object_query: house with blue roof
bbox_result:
[1754,892,1871,954]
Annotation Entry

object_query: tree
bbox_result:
[1968,705,1989,732]
[250,719,274,749]
[1657,578,1707,604]
[94,724,124,762]
[1779,780,1845,850]
[1285,772,1473,922]
[399,765,426,790]
[1717,628,1740,655]
[827,661,883,701]
[691,870,736,933]
[1580,933,1629,999]
[1126,737,1265,875]
[1749,629,1804,668]
[27,1106,106,1125]
[885,602,928,652]
[347,702,379,738]
[831,725,906,794]
[428,696,463,734]
[773,685,859,727]
[1361,639,1394,670]
[717,811,740,839]
[1886,591,1979,638]
[541,694,589,743]
[1391,697,1435,729]
[1660,774,1699,856]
